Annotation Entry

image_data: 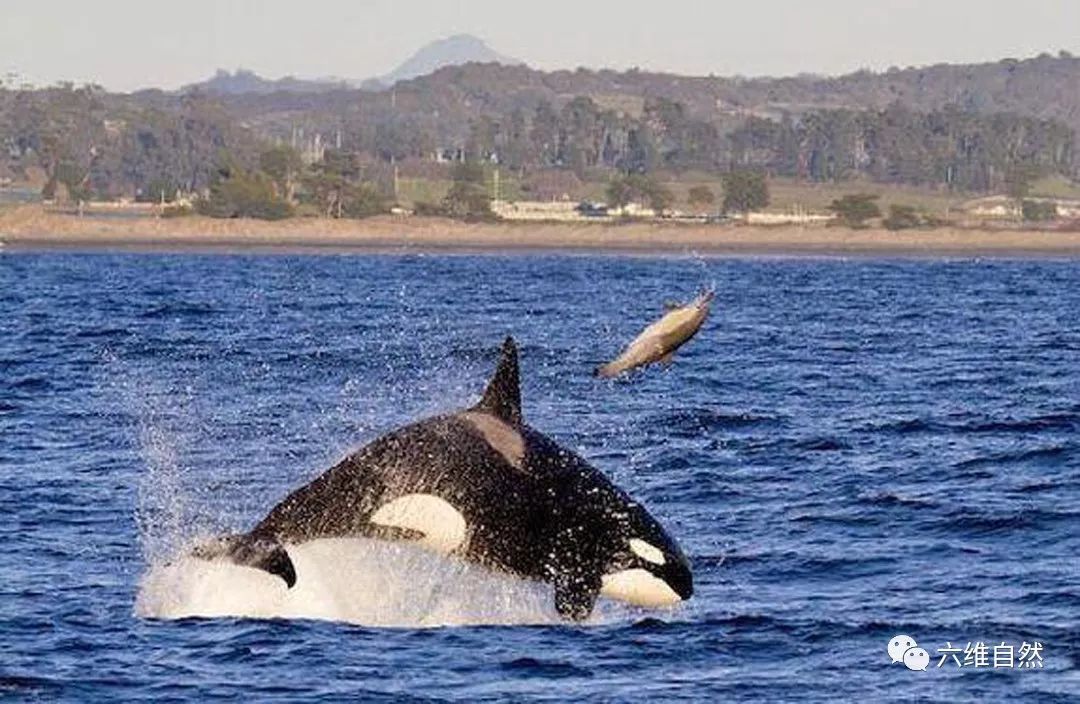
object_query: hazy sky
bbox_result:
[2,0,1078,92]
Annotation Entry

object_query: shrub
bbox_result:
[828,193,881,228]
[1021,199,1057,222]
[340,183,389,219]
[197,168,292,220]
[413,201,447,217]
[606,174,674,213]
[687,185,716,209]
[442,164,493,220]
[721,170,769,214]
[883,204,923,230]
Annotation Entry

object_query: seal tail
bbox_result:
[192,533,297,588]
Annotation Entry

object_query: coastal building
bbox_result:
[745,210,834,225]
[491,199,657,222]
[490,199,583,221]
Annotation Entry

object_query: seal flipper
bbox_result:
[473,336,522,425]
[193,534,297,588]
[553,571,601,621]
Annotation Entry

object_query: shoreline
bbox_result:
[3,205,1080,257]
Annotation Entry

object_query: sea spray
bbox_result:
[135,537,625,627]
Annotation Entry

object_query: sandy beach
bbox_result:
[2,204,1079,256]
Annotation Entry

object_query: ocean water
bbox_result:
[0,251,1077,702]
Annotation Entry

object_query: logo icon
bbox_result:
[889,635,927,671]
[903,647,930,671]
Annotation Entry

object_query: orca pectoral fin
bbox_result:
[193,534,297,588]
[554,572,600,621]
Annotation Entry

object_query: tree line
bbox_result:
[1,81,1076,217]
[728,104,1074,191]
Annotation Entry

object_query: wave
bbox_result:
[656,407,781,438]
[858,491,938,508]
[74,326,134,340]
[863,417,938,434]
[140,302,218,320]
[8,375,51,391]
[952,444,1072,470]
[500,658,593,678]
[791,437,850,452]
[866,414,1078,436]
[0,675,62,700]
[773,554,899,581]
[962,415,1079,433]
[787,511,878,526]
[934,507,1080,534]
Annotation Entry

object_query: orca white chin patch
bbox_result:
[370,494,467,554]
[600,569,682,608]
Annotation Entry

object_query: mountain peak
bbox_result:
[377,34,522,87]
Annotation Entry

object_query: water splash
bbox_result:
[135,537,632,627]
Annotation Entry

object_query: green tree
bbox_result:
[883,204,923,230]
[54,157,91,202]
[645,182,674,213]
[138,177,179,203]
[1005,165,1039,201]
[828,193,882,228]
[303,149,361,217]
[606,177,633,208]
[687,185,716,209]
[606,174,673,213]
[1021,199,1057,222]
[442,162,492,220]
[197,165,292,220]
[259,145,303,201]
[721,170,769,214]
[340,183,389,219]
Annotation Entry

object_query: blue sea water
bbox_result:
[0,251,1077,702]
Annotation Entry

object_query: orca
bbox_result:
[195,337,692,620]
[595,289,714,378]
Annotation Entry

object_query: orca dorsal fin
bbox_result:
[474,336,522,425]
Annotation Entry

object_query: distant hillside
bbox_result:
[171,45,1080,135]
[202,52,1080,171]
[390,51,1080,132]
[185,69,350,95]
[370,34,522,88]
[3,50,1078,203]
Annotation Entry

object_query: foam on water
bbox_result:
[135,537,622,627]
